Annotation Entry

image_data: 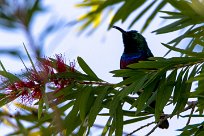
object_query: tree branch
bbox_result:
[145,114,170,136]
[127,121,155,136]
[146,101,198,135]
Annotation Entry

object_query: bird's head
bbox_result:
[112,26,147,53]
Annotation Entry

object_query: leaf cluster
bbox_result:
[0,0,68,57]
[0,0,204,135]
[0,53,204,135]
[77,0,204,56]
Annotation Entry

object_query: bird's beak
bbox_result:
[112,26,127,35]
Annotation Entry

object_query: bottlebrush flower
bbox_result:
[6,80,42,103]
[55,54,67,73]
[69,61,76,72]
[3,54,76,104]
[46,54,76,92]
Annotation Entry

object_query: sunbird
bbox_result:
[113,26,169,129]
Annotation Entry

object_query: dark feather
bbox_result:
[113,26,169,129]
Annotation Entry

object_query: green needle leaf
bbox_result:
[77,56,99,80]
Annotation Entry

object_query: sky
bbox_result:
[0,0,201,136]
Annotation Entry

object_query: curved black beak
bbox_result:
[112,26,127,35]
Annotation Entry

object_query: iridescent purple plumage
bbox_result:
[120,51,153,69]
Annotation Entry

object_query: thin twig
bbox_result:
[145,115,170,136]
[145,101,198,135]
[186,102,196,126]
[127,121,155,136]
[78,81,113,86]
[184,101,197,111]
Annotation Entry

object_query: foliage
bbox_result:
[0,0,66,57]
[0,0,204,136]
[77,0,204,56]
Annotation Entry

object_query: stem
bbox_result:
[127,121,155,136]
[23,26,40,58]
[145,115,170,136]
[78,81,114,86]
[146,101,198,135]
[186,105,195,126]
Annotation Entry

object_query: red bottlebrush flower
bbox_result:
[40,58,53,74]
[20,85,42,103]
[69,61,75,72]
[7,84,17,91]
[15,81,26,89]
[25,81,35,88]
[32,88,42,99]
[3,54,76,104]
[29,68,50,84]
[51,55,76,93]
[29,69,42,83]
[41,58,52,67]
[21,89,32,103]
[5,79,43,103]
[56,54,67,73]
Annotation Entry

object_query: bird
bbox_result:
[112,26,169,129]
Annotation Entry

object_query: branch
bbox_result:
[78,81,114,86]
[146,101,198,135]
[127,121,155,136]
[183,101,197,112]
[145,114,170,136]
[186,104,195,126]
